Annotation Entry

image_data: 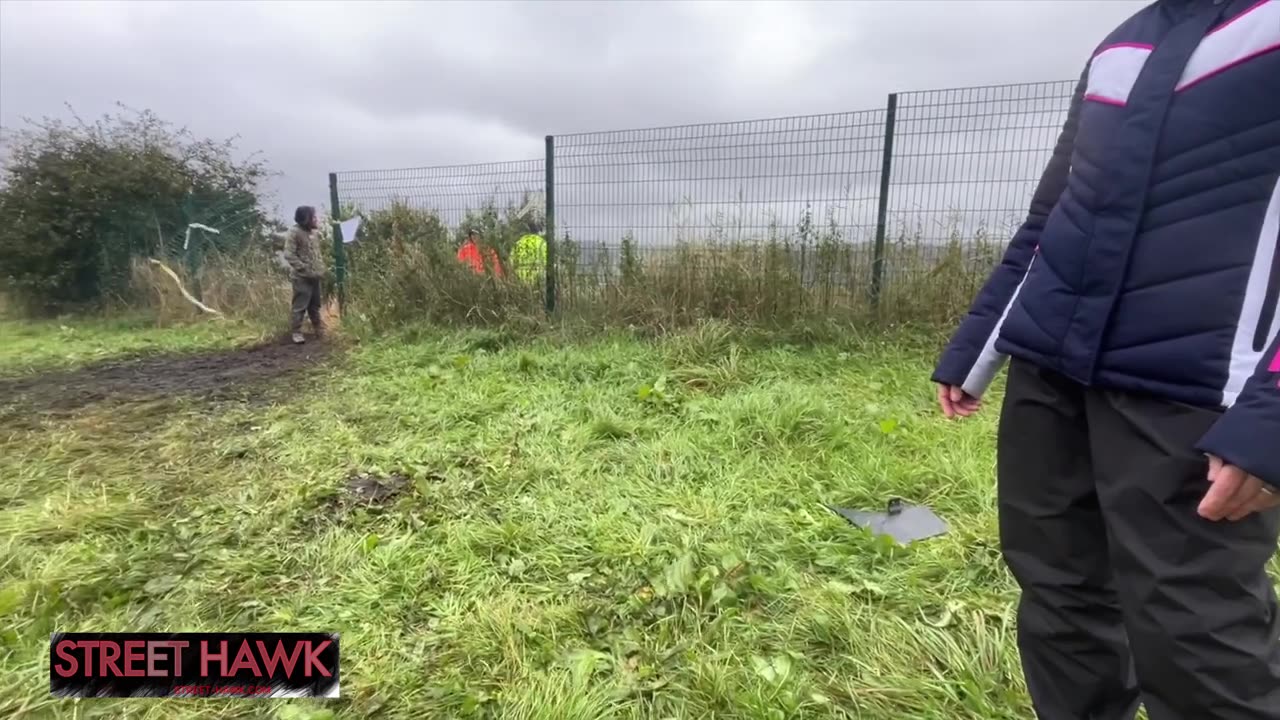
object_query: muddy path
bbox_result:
[0,338,337,421]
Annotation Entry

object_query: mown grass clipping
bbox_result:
[3,318,1273,720]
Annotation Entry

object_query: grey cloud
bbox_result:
[1,0,1147,223]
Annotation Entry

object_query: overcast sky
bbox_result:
[0,0,1148,224]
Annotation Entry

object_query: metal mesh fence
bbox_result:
[335,159,544,230]
[328,79,1077,320]
[552,109,886,298]
[885,80,1075,298]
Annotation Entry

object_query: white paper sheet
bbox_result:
[338,217,362,244]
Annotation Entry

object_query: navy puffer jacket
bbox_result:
[934,0,1280,484]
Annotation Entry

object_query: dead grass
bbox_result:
[129,254,344,339]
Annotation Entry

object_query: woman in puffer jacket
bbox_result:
[933,1,1280,718]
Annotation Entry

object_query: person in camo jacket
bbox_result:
[282,205,325,344]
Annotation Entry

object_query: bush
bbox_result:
[0,105,270,314]
[343,199,545,330]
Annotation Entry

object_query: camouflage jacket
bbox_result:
[281,225,325,280]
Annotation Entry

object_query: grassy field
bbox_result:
[2,317,1033,719]
[0,315,265,376]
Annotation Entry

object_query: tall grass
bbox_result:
[128,249,291,329]
[124,200,1003,336]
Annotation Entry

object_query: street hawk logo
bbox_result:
[50,632,339,698]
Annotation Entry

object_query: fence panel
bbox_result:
[325,79,1078,322]
[883,80,1075,306]
[334,159,545,230]
[330,160,547,322]
[552,110,887,310]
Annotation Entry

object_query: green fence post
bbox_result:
[186,228,203,298]
[179,197,202,301]
[184,227,204,301]
[544,135,557,316]
[328,172,347,314]
[870,93,898,312]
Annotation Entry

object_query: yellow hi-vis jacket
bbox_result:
[512,233,547,282]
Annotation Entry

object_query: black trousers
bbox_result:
[999,358,1280,720]
[290,276,322,334]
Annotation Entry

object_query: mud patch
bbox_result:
[0,338,335,420]
[343,471,411,508]
[303,471,413,532]
[307,468,449,529]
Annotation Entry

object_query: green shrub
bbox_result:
[0,106,269,314]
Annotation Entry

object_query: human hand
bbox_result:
[937,384,982,419]
[1197,454,1280,521]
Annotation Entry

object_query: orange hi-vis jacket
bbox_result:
[456,240,503,277]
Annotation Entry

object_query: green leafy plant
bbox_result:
[0,106,269,313]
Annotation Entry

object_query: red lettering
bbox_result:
[201,640,228,676]
[54,640,79,677]
[79,641,99,675]
[147,642,164,676]
[169,641,187,676]
[100,641,123,677]
[146,643,161,677]
[255,639,302,678]
[147,640,187,676]
[122,640,146,677]
[228,640,262,676]
[302,639,332,678]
